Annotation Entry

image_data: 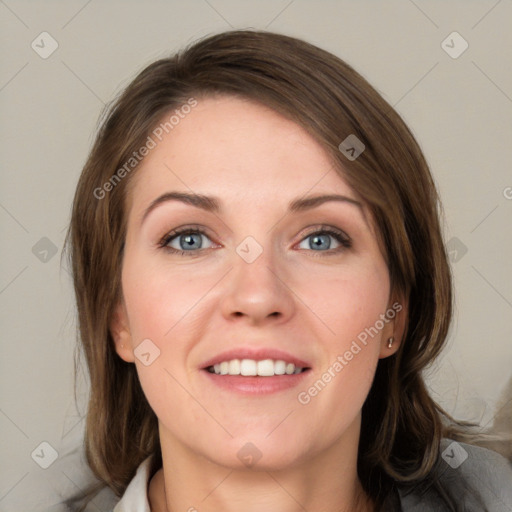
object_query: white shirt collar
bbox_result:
[113,455,153,512]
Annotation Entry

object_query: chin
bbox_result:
[199,433,312,472]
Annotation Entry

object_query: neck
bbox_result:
[149,415,375,512]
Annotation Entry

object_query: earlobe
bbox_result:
[379,332,400,359]
[378,296,407,359]
[110,301,135,363]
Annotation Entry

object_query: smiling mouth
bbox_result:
[205,358,310,377]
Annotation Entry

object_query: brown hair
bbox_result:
[64,29,485,509]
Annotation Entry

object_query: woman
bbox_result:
[65,29,512,511]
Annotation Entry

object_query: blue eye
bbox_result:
[159,227,213,255]
[297,229,351,253]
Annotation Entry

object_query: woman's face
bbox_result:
[112,94,400,470]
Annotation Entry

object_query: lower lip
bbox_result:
[201,369,311,395]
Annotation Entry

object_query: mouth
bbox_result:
[200,349,312,395]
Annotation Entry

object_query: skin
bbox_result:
[110,95,405,512]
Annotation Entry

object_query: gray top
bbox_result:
[380,438,512,511]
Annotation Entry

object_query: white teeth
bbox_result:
[228,359,240,374]
[257,359,274,376]
[274,360,286,375]
[240,359,257,376]
[208,358,305,377]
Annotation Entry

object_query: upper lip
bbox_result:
[201,347,312,370]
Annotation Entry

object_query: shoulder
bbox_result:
[394,438,512,511]
[438,438,512,502]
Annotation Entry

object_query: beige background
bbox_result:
[1,1,511,510]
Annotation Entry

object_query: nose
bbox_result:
[219,240,296,325]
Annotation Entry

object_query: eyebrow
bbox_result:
[140,191,363,225]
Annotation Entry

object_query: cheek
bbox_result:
[299,259,389,405]
[308,262,390,347]
[296,270,387,440]
[121,251,213,341]
[120,251,217,407]
[120,256,204,421]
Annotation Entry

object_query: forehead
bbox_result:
[126,95,361,215]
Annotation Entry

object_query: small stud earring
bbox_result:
[387,337,394,348]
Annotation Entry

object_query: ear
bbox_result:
[378,294,408,359]
[110,300,135,363]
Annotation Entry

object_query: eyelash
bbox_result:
[157,225,352,257]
